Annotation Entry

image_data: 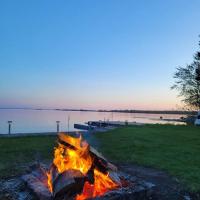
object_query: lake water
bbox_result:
[0,109,186,134]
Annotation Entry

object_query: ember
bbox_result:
[47,133,122,200]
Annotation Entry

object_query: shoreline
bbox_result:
[0,131,88,137]
[0,107,196,115]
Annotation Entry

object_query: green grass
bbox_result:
[0,135,56,178]
[0,125,200,192]
[95,124,200,192]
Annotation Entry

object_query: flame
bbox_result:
[47,133,118,199]
[53,134,92,175]
[46,171,53,193]
[76,169,118,200]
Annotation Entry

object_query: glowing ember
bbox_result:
[47,133,120,199]
[76,169,118,200]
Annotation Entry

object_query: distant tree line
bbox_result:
[98,109,196,115]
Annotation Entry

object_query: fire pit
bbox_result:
[22,133,155,200]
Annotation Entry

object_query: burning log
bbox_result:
[30,163,49,183]
[58,133,117,174]
[21,134,155,200]
[53,169,85,200]
[22,174,52,200]
[22,164,52,200]
[58,133,87,151]
[48,164,86,199]
[90,146,118,173]
[45,133,122,200]
[48,163,59,192]
[85,166,95,184]
[107,171,122,187]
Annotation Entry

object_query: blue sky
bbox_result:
[0,0,200,110]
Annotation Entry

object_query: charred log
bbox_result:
[108,171,122,187]
[53,169,85,200]
[22,174,52,200]
[49,163,59,186]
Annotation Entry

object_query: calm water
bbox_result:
[0,109,186,134]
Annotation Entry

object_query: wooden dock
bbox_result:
[87,120,144,127]
[74,120,144,132]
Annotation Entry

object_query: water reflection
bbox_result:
[0,109,186,134]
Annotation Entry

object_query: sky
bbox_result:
[0,0,200,110]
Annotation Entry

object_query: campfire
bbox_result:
[22,133,155,200]
[46,133,124,200]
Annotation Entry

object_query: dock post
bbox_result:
[8,121,12,135]
[67,116,70,132]
[56,121,60,133]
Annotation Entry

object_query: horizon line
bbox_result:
[0,107,196,113]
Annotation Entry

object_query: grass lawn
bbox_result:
[95,124,200,192]
[0,125,199,193]
[0,135,56,178]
